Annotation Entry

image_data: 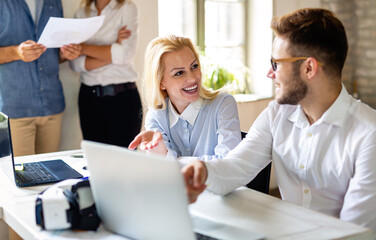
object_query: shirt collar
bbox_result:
[90,0,117,13]
[288,84,351,128]
[169,98,204,128]
[108,0,118,8]
[288,105,308,128]
[319,84,351,127]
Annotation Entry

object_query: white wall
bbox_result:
[58,0,158,151]
[247,0,274,98]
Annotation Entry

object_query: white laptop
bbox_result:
[81,140,265,240]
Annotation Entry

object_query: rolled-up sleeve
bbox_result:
[69,55,87,73]
[111,2,138,65]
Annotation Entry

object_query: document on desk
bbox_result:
[38,16,105,48]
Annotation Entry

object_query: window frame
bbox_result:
[196,0,248,67]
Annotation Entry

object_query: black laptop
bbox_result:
[0,112,83,187]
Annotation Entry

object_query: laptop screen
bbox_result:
[0,112,16,182]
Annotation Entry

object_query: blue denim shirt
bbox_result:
[0,0,65,118]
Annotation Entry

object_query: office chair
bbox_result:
[241,131,272,194]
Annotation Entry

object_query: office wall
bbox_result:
[58,0,158,151]
[322,0,376,109]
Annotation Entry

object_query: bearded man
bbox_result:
[182,8,376,237]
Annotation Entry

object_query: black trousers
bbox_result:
[78,83,142,148]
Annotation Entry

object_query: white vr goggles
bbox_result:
[35,178,101,231]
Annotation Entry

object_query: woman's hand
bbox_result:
[128,131,167,155]
[117,25,131,44]
[60,44,82,61]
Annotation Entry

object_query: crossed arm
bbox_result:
[80,26,131,71]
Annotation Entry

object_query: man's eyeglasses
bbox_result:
[270,57,323,71]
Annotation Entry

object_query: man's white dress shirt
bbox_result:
[206,85,376,234]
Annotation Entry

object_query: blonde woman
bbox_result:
[129,35,241,163]
[70,0,142,147]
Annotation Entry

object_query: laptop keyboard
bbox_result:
[16,162,57,183]
[195,233,218,240]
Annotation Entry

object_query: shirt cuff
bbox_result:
[70,55,87,72]
[111,43,124,65]
[204,162,215,187]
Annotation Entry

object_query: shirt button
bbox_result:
[185,129,188,133]
[39,67,43,71]
[299,164,304,169]
[307,133,312,137]
[304,189,309,194]
[186,148,189,152]
[40,88,44,91]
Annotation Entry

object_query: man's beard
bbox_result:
[277,66,308,105]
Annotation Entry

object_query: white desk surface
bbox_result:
[0,151,373,240]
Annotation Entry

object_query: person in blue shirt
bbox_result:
[0,0,81,156]
[129,35,241,163]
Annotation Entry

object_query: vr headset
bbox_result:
[35,178,101,231]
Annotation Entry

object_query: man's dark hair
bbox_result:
[271,8,348,78]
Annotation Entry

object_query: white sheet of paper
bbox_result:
[38,16,105,48]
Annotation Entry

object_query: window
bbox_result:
[158,0,273,98]
[158,0,196,41]
[204,0,246,67]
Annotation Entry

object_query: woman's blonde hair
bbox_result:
[82,0,126,16]
[143,35,219,110]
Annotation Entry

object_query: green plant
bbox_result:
[203,65,237,90]
[200,51,252,94]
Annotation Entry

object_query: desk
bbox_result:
[0,151,373,240]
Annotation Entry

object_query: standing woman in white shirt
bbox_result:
[129,35,241,163]
[70,0,142,147]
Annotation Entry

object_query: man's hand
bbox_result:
[117,25,131,44]
[128,131,167,155]
[181,160,208,203]
[17,40,46,62]
[60,44,82,61]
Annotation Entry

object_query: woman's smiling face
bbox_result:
[160,46,202,114]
